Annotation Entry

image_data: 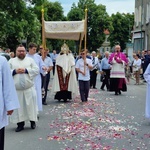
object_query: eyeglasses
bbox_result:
[17,50,26,53]
[40,47,43,49]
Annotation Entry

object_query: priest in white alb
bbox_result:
[9,44,39,132]
[51,43,78,101]
[0,55,20,150]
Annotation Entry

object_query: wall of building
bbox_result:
[133,0,150,51]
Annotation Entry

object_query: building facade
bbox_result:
[132,0,150,51]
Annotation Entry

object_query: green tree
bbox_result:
[31,0,64,21]
[45,1,66,52]
[67,3,83,21]
[86,3,112,51]
[67,0,113,52]
[0,0,41,51]
[109,12,134,50]
[31,0,65,51]
[66,3,83,53]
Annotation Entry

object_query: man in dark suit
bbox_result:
[90,51,99,89]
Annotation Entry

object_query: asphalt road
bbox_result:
[5,76,149,150]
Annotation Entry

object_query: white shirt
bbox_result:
[75,58,92,81]
[133,58,141,71]
[43,56,53,68]
[91,56,99,70]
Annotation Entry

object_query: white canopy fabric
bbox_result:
[44,20,85,41]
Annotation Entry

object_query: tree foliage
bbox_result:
[109,12,134,50]
[67,0,113,52]
[67,3,83,21]
[0,0,41,51]
[30,0,65,51]
[86,4,113,51]
[31,0,64,21]
[0,0,134,52]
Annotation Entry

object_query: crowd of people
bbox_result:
[124,50,150,85]
[1,43,150,150]
[0,43,55,150]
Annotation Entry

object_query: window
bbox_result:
[135,8,139,27]
[146,4,149,24]
[139,6,141,25]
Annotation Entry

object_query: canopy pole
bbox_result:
[41,6,46,60]
[79,33,82,54]
[41,6,46,49]
[84,7,88,51]
[83,7,88,75]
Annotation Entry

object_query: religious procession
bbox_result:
[1,0,150,150]
[1,41,150,150]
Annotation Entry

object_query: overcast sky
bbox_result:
[50,0,135,16]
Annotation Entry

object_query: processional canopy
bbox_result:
[44,20,85,41]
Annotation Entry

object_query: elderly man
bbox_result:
[9,44,39,132]
[90,51,99,89]
[100,51,111,91]
[109,45,128,95]
[0,56,20,150]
